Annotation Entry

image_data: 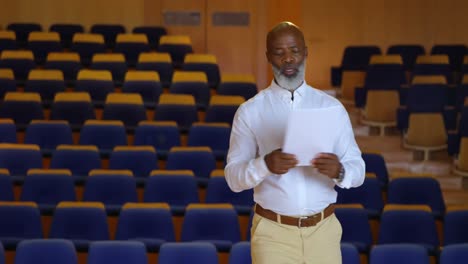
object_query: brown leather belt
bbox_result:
[254,204,335,228]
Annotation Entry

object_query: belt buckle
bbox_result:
[298,216,309,228]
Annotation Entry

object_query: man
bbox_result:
[224,21,365,264]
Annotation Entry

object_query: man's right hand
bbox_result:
[264,149,298,174]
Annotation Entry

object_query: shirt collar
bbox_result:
[270,79,308,100]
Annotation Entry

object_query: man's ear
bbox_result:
[266,51,272,63]
[304,46,309,57]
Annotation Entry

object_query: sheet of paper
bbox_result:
[282,106,342,166]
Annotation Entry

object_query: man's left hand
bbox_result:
[311,153,341,179]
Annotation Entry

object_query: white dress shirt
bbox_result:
[225,80,365,217]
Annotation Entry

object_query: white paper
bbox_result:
[282,106,342,166]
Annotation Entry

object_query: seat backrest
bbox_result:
[165,146,216,179]
[115,202,175,242]
[49,201,110,241]
[443,207,468,245]
[132,26,167,49]
[205,95,245,124]
[431,44,467,72]
[387,177,446,216]
[340,243,360,264]
[0,69,16,99]
[386,44,426,71]
[0,144,42,175]
[158,35,193,68]
[0,119,17,143]
[114,33,151,66]
[364,55,407,89]
[79,120,127,152]
[50,145,101,177]
[228,242,251,264]
[187,122,231,159]
[182,54,220,88]
[0,30,17,52]
[413,55,453,83]
[75,69,115,102]
[71,33,106,66]
[335,177,384,216]
[20,169,76,206]
[0,201,43,240]
[0,172,13,201]
[83,170,138,206]
[154,94,198,131]
[334,208,373,253]
[14,239,78,264]
[24,120,73,151]
[87,241,147,264]
[122,71,163,104]
[50,92,95,127]
[0,92,44,126]
[108,146,158,177]
[170,71,210,110]
[158,242,218,264]
[369,244,430,264]
[361,152,389,187]
[90,24,126,49]
[136,52,173,87]
[6,23,42,46]
[218,73,257,100]
[133,121,181,159]
[44,52,82,82]
[377,206,439,249]
[440,244,468,264]
[340,45,382,70]
[102,93,147,127]
[181,203,241,248]
[27,32,63,64]
[143,172,199,207]
[49,23,85,48]
[205,175,254,208]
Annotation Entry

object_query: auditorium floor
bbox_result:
[342,100,468,207]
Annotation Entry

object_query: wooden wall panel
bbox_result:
[160,0,207,53]
[143,0,163,26]
[205,1,257,77]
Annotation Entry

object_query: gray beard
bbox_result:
[272,61,306,91]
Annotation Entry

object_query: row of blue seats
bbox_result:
[0,201,467,256]
[0,52,218,88]
[0,166,442,215]
[0,121,230,159]
[0,171,253,214]
[332,44,468,86]
[0,97,239,132]
[3,23,168,49]
[1,240,250,264]
[4,239,468,264]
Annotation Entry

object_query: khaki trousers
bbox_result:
[251,212,342,264]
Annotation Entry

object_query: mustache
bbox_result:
[280,64,298,71]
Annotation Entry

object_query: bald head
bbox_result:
[266,22,305,52]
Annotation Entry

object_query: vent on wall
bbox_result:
[163,11,201,26]
[212,12,250,26]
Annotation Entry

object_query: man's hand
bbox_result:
[264,149,298,174]
[311,153,341,179]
